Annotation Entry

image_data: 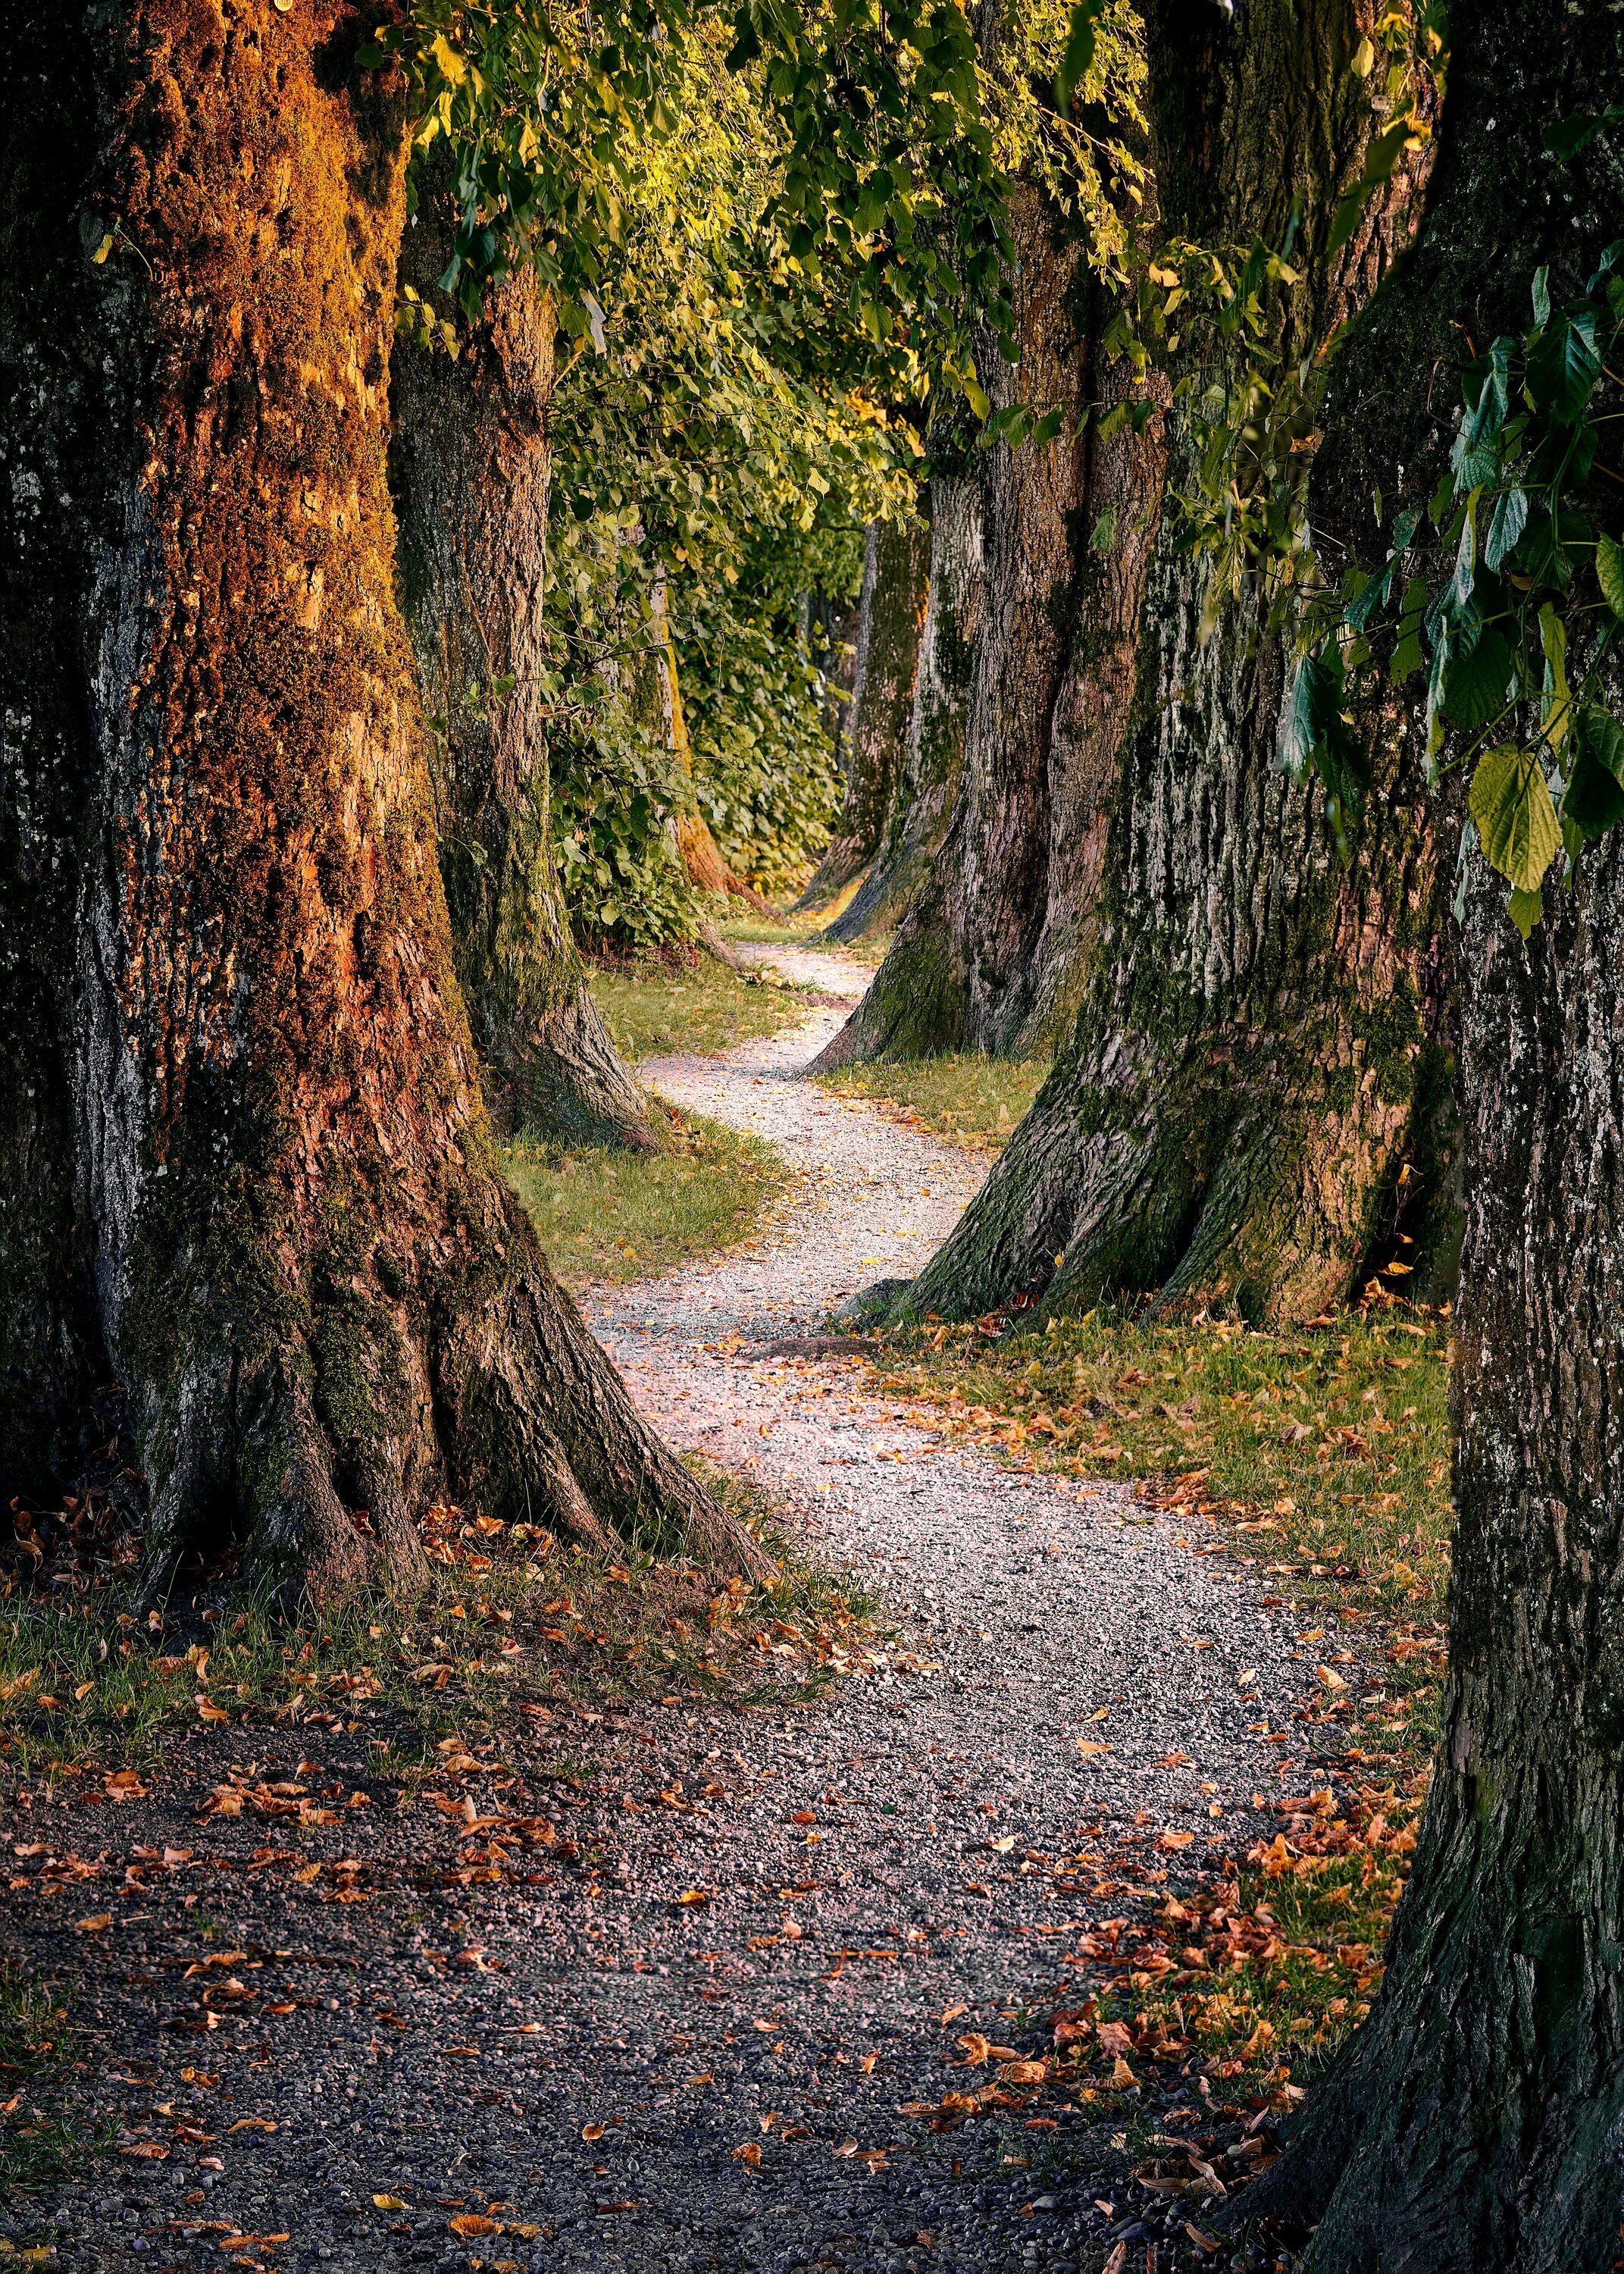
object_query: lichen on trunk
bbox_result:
[0,0,771,1599]
[390,174,652,1151]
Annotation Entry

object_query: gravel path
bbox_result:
[9,954,1324,2274]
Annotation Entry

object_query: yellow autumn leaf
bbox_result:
[372,2196,410,2211]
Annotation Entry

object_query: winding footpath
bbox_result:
[13,956,1322,2274]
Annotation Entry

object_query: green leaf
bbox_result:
[1507,886,1544,939]
[1441,625,1513,728]
[1484,487,1527,572]
[1469,744,1562,893]
[1055,0,1103,114]
[1539,601,1571,751]
[1563,706,1624,841]
[1597,533,1624,619]
[1526,310,1601,423]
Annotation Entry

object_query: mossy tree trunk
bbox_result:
[897,0,1450,1329]
[390,180,651,1150]
[1241,6,1624,2264]
[824,408,986,951]
[794,513,930,913]
[820,182,1090,1055]
[0,0,771,1593]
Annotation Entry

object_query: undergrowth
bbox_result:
[815,1054,1051,1152]
[502,1106,789,1288]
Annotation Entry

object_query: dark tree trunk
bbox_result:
[0,0,771,1593]
[825,408,986,949]
[793,513,930,913]
[1239,5,1624,2265]
[893,0,1449,1329]
[823,183,1090,1046]
[390,187,652,1149]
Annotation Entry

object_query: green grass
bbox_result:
[868,1299,1453,2102]
[0,1962,99,2194]
[588,955,816,1061]
[502,1108,790,1289]
[0,1468,882,1781]
[814,1054,1051,1151]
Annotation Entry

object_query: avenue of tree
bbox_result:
[3,0,1624,2265]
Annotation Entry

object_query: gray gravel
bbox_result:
[8,953,1325,2274]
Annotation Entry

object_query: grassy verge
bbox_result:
[815,1054,1051,1151]
[868,1299,1451,2119]
[588,954,817,1061]
[0,1964,97,2197]
[502,1108,789,1289]
[0,1467,881,1782]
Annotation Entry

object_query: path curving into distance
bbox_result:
[15,953,1322,2274]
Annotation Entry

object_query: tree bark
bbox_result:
[390,185,652,1149]
[887,0,1450,1329]
[793,513,930,913]
[1238,6,1624,2264]
[824,409,986,949]
[0,0,771,1593]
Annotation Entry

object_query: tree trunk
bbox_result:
[390,184,652,1150]
[824,408,986,948]
[635,572,774,920]
[793,513,930,913]
[816,182,1090,1053]
[0,0,771,1593]
[888,0,1450,1329]
[1238,7,1624,2265]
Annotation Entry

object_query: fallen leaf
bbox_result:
[581,2124,605,2141]
[75,1913,113,1934]
[1156,1829,1196,1851]
[1186,2222,1222,2254]
[732,2141,762,2166]
[1000,2060,1047,2084]
[1103,2245,1128,2274]
[1075,1740,1111,1760]
[1096,2022,1133,2055]
[677,1890,709,1906]
[372,2196,410,2211]
[120,2142,170,2160]
[227,2118,277,2132]
[937,2003,968,2025]
[1109,2055,1138,2089]
[447,2214,502,2237]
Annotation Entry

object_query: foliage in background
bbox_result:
[676,522,864,898]
[537,20,915,944]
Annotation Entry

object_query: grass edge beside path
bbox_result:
[815,1054,1051,1154]
[861,1300,1451,2142]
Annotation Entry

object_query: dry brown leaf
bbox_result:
[581,2124,606,2141]
[677,1889,709,1905]
[447,2213,502,2237]
[75,1913,112,1934]
[731,2141,762,2166]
